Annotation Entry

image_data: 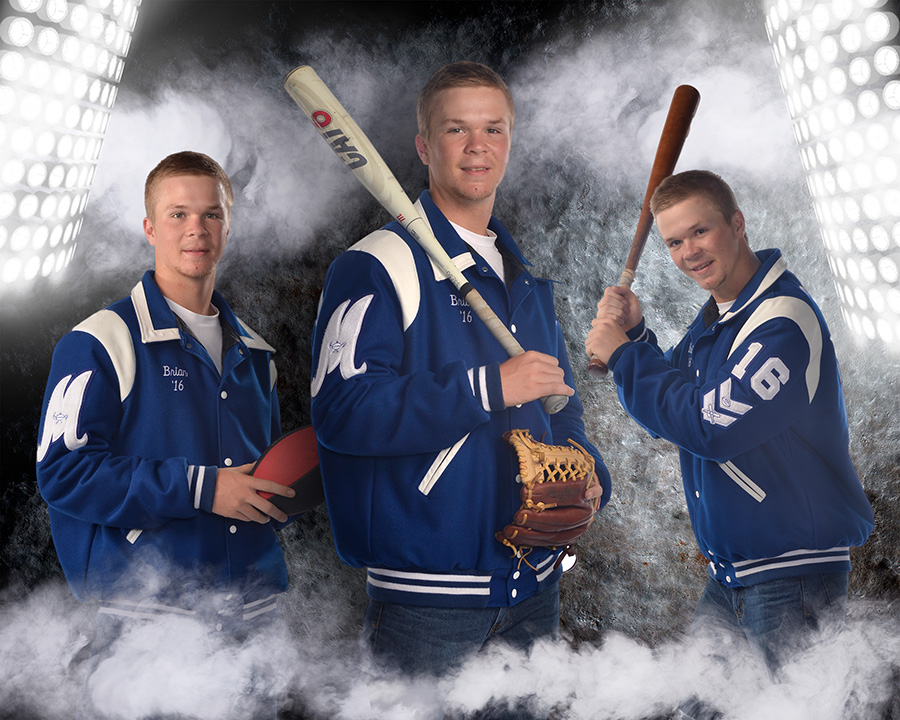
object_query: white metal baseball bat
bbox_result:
[284,65,568,415]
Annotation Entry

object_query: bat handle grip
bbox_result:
[586,268,637,379]
[464,285,569,414]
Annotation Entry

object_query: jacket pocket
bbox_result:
[718,461,766,502]
[418,434,470,496]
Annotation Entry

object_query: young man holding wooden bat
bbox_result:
[584,170,873,704]
[36,151,295,717]
[310,61,611,682]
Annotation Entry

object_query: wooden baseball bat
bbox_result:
[587,84,701,377]
[284,65,569,414]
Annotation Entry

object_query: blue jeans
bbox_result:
[678,573,849,720]
[362,582,560,678]
[692,572,849,674]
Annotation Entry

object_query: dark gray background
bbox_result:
[2,2,898,718]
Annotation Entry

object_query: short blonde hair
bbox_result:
[416,61,515,138]
[144,151,233,219]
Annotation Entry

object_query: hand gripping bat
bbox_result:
[587,84,701,377]
[284,65,568,414]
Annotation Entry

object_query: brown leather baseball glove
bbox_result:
[496,429,600,555]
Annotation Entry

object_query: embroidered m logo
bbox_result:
[37,371,92,463]
[311,295,374,397]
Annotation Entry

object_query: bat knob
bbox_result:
[542,394,569,415]
[586,356,609,378]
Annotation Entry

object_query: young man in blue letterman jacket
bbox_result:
[36,153,296,674]
[310,62,611,676]
[585,170,873,685]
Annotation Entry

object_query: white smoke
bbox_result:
[5,0,899,718]
[2,580,898,719]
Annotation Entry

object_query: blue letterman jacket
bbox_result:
[36,272,287,617]
[607,249,873,586]
[310,191,611,608]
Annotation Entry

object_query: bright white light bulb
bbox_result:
[0,51,26,82]
[787,26,799,52]
[32,225,48,250]
[44,0,69,23]
[874,45,900,75]
[26,162,47,187]
[849,57,872,85]
[812,4,831,32]
[2,16,35,47]
[69,4,89,33]
[821,34,840,63]
[879,256,899,283]
[41,253,56,277]
[61,35,80,63]
[40,194,58,220]
[840,24,862,52]
[829,66,848,95]
[0,193,16,220]
[26,58,52,89]
[871,225,890,252]
[18,194,39,220]
[35,26,61,55]
[832,0,854,22]
[11,0,42,12]
[35,130,55,155]
[860,256,877,283]
[2,258,23,285]
[23,255,41,281]
[11,226,30,252]
[2,160,26,186]
[865,12,897,43]
[862,193,881,220]
[858,90,880,118]
[87,11,105,40]
[884,81,900,109]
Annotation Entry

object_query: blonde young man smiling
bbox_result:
[311,62,611,683]
[143,172,230,312]
[585,170,872,711]
[37,152,295,715]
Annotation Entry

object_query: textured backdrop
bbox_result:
[1,2,898,718]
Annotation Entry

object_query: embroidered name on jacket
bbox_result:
[37,371,91,461]
[163,364,189,392]
[450,294,473,324]
[311,295,374,397]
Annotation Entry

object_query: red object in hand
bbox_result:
[252,426,324,515]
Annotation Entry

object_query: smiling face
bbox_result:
[143,173,230,300]
[655,194,760,303]
[414,84,513,231]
